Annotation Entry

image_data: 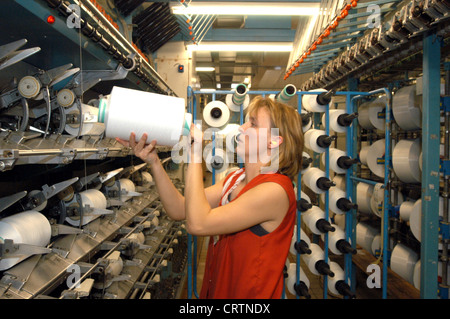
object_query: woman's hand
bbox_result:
[116,132,159,165]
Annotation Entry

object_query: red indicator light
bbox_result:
[47,15,56,24]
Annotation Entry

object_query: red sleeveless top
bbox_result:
[199,169,296,299]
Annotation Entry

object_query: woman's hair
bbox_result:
[247,96,304,181]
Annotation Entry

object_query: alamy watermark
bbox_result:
[366,264,381,289]
[170,121,281,173]
[367,4,381,29]
[66,4,81,29]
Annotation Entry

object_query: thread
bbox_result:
[203,100,230,128]
[358,96,386,131]
[119,178,139,202]
[141,171,153,184]
[64,103,106,136]
[286,263,311,298]
[65,189,108,227]
[204,146,229,174]
[302,205,335,235]
[322,148,358,174]
[399,200,415,222]
[322,187,357,215]
[302,167,335,194]
[333,175,346,191]
[0,210,52,271]
[413,260,450,294]
[225,83,249,112]
[302,243,334,277]
[98,86,192,147]
[296,190,312,211]
[356,222,380,253]
[328,262,355,298]
[369,183,404,218]
[304,129,335,153]
[290,225,312,255]
[92,251,124,289]
[359,145,370,166]
[366,139,386,178]
[275,84,297,103]
[392,85,422,131]
[322,109,357,133]
[323,224,356,255]
[301,109,313,132]
[356,182,374,215]
[301,151,312,173]
[121,232,145,257]
[392,138,421,183]
[409,197,444,242]
[302,89,332,112]
[390,243,419,285]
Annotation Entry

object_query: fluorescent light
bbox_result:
[187,42,293,52]
[216,83,221,89]
[195,67,215,72]
[171,2,319,16]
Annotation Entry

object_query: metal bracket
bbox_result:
[0,239,52,259]
[0,191,27,214]
[61,278,95,299]
[68,65,128,96]
[22,177,79,211]
[0,39,40,72]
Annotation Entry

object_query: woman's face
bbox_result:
[236,106,274,164]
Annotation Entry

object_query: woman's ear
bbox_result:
[269,136,283,149]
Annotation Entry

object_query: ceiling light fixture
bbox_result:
[187,42,293,52]
[171,2,320,16]
[195,67,216,72]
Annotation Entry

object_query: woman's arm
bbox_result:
[116,132,223,220]
[186,174,290,236]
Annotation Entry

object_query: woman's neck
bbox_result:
[243,161,263,185]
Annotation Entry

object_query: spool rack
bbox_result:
[0,0,188,299]
[286,0,449,300]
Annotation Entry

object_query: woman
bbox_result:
[117,96,304,299]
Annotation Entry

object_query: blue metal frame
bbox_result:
[420,32,441,299]
[350,87,391,299]
[184,87,376,300]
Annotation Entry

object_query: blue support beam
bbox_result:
[420,32,441,299]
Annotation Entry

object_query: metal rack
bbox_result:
[287,0,450,91]
[284,0,450,300]
[0,0,188,299]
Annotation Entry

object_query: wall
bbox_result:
[154,41,191,101]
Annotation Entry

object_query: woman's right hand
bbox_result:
[116,132,159,165]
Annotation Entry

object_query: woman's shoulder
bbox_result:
[252,173,295,199]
